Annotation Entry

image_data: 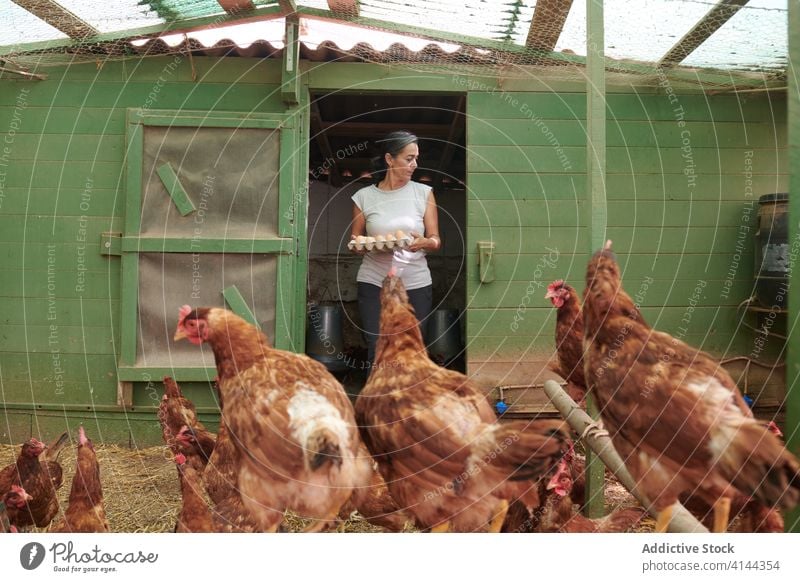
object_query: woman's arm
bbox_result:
[350,203,368,255]
[410,191,441,252]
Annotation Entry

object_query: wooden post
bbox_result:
[544,380,709,533]
[786,0,800,533]
[584,0,607,519]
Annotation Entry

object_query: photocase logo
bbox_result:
[20,542,46,570]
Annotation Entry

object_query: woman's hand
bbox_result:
[409,231,440,252]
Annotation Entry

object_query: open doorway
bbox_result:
[304,91,467,395]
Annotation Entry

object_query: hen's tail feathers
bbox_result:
[307,428,342,471]
[491,420,571,482]
[727,423,800,511]
[43,431,69,462]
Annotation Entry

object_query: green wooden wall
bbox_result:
[466,89,788,406]
[0,57,291,445]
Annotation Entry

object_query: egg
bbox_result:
[356,235,367,244]
[385,233,396,242]
[395,230,406,240]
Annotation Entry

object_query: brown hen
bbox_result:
[0,432,67,530]
[174,306,372,532]
[355,272,571,532]
[50,427,109,533]
[159,376,216,470]
[582,241,800,532]
[545,280,587,404]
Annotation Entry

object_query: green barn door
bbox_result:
[116,109,303,390]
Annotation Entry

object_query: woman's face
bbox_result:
[386,142,419,181]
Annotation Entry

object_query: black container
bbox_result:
[755,193,789,308]
[306,304,348,372]
[427,308,463,367]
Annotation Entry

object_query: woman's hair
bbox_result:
[371,130,418,183]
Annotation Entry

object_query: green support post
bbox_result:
[786,0,800,533]
[584,0,607,520]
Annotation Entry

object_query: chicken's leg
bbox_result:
[488,500,509,533]
[655,504,674,533]
[712,498,731,533]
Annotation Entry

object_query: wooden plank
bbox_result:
[0,298,118,326]
[0,216,123,243]
[467,119,782,148]
[786,0,800,532]
[222,285,260,328]
[125,123,143,236]
[0,270,120,299]
[525,0,573,52]
[0,107,126,135]
[466,91,784,123]
[2,134,124,161]
[0,352,117,381]
[468,200,757,228]
[461,252,754,283]
[11,0,98,39]
[2,161,123,189]
[119,253,137,366]
[467,172,788,201]
[117,366,217,383]
[156,163,196,216]
[659,0,750,67]
[0,324,116,354]
[467,146,786,174]
[0,82,288,110]
[282,16,301,105]
[467,278,756,310]
[120,237,292,253]
[0,243,109,270]
[0,189,119,216]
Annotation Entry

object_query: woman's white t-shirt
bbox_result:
[351,181,432,290]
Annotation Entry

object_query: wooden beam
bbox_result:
[11,0,98,39]
[278,0,297,15]
[584,0,606,520]
[786,0,800,533]
[659,0,750,67]
[434,95,465,193]
[216,0,255,14]
[320,121,451,138]
[526,0,573,51]
[281,15,301,104]
[327,1,359,17]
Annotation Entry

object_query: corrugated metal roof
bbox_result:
[0,1,789,76]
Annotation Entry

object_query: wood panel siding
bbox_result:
[467,89,788,402]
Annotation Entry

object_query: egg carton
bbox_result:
[348,235,414,252]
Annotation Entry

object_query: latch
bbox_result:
[100,232,122,256]
[477,241,495,283]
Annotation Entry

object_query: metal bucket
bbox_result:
[755,193,789,308]
[427,308,463,367]
[306,304,348,372]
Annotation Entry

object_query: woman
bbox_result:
[350,130,441,368]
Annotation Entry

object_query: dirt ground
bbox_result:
[1,439,654,533]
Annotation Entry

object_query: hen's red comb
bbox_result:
[175,453,187,465]
[388,266,398,278]
[78,426,87,446]
[178,305,193,321]
[548,279,564,290]
[10,484,25,495]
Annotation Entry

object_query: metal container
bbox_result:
[306,304,348,372]
[427,308,463,367]
[755,193,789,308]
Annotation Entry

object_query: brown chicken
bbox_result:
[355,271,571,532]
[174,453,213,533]
[50,427,109,533]
[582,241,800,532]
[174,305,372,532]
[159,376,216,469]
[2,485,32,532]
[545,280,587,404]
[0,432,68,530]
